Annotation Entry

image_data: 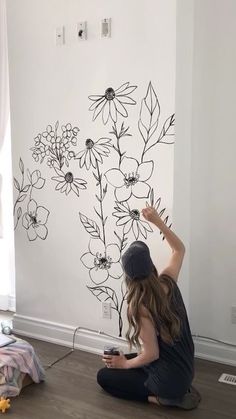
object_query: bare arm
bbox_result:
[102,307,159,369]
[142,207,185,282]
[126,311,159,368]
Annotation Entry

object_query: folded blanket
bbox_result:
[0,337,45,397]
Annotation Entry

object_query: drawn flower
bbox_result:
[88,82,137,124]
[62,124,79,143]
[32,149,40,162]
[34,134,42,147]
[105,157,153,202]
[31,144,50,163]
[42,125,55,142]
[113,201,153,240]
[51,168,87,196]
[81,240,123,284]
[22,199,49,241]
[28,170,45,189]
[76,138,112,170]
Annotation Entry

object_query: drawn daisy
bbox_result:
[105,157,154,202]
[88,82,137,125]
[51,168,87,196]
[113,201,153,240]
[81,239,123,284]
[22,199,49,241]
[76,138,112,170]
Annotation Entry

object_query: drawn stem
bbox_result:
[118,295,126,337]
[96,160,106,246]
[114,123,123,168]
[142,128,174,160]
[141,126,152,162]
[29,185,33,201]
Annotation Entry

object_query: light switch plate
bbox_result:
[101,18,111,38]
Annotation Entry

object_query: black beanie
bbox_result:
[121,241,154,279]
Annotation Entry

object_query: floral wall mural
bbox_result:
[13,81,174,336]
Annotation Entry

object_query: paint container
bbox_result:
[103,345,120,355]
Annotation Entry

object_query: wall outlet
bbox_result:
[102,302,111,319]
[231,306,236,324]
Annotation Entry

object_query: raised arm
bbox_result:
[142,207,185,282]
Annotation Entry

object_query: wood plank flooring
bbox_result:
[4,337,236,419]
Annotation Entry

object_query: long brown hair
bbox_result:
[125,268,183,350]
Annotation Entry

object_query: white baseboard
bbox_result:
[193,337,236,366]
[13,314,236,366]
[13,314,129,355]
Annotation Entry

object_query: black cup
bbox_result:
[103,345,120,356]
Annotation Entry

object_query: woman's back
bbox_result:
[144,274,195,399]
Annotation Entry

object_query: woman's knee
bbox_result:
[97,367,109,388]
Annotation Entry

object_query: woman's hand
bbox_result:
[142,206,160,224]
[102,353,129,369]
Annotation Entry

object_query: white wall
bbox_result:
[190,0,236,348]
[7,0,176,350]
[175,0,236,364]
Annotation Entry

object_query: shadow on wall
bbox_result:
[13,81,174,336]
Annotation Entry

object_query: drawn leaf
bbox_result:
[138,120,148,142]
[93,172,99,182]
[79,213,101,238]
[18,194,27,203]
[139,82,160,143]
[87,286,119,309]
[95,194,101,203]
[17,207,22,219]
[155,197,161,210]
[19,158,24,174]
[13,178,20,191]
[94,207,102,219]
[150,188,154,206]
[159,208,166,217]
[159,114,175,143]
[22,184,30,193]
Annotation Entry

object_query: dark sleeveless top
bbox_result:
[144,274,195,399]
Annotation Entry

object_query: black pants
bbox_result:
[97,353,152,402]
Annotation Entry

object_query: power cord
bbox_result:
[44,327,236,370]
[45,326,126,370]
[192,334,236,348]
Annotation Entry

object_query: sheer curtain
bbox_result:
[0,0,15,311]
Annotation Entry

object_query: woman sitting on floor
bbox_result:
[97,206,201,410]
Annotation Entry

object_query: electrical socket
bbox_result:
[102,302,111,319]
[231,306,236,324]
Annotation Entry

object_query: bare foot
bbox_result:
[148,396,162,406]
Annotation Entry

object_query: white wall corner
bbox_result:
[174,0,195,312]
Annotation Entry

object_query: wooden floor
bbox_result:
[5,337,236,419]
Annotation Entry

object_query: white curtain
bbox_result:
[0,0,10,237]
[0,0,15,311]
